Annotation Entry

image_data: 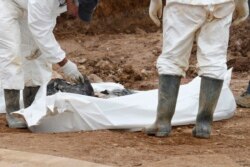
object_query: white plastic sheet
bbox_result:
[0,70,236,133]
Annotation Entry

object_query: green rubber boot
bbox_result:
[236,92,250,108]
[236,81,250,108]
[23,86,40,108]
[144,75,181,137]
[4,89,27,128]
[193,77,223,139]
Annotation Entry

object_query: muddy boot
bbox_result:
[236,82,250,108]
[23,86,40,108]
[193,77,223,139]
[4,89,27,128]
[144,75,181,137]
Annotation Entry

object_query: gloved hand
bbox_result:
[61,60,83,83]
[233,0,249,26]
[149,0,163,27]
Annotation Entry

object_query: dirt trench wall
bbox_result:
[55,1,250,71]
[95,0,149,17]
[56,0,158,35]
[94,0,156,33]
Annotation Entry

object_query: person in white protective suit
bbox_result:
[145,0,249,138]
[0,0,98,128]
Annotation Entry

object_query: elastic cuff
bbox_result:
[57,57,68,67]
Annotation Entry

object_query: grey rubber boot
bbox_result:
[4,89,27,128]
[144,75,181,137]
[193,77,223,139]
[236,92,250,108]
[23,86,40,108]
[236,81,250,108]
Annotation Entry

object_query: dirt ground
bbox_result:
[0,4,249,166]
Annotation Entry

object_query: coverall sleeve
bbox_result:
[27,0,65,64]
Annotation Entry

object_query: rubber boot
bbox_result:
[144,75,181,137]
[193,77,223,139]
[236,81,250,108]
[4,89,27,128]
[23,86,40,108]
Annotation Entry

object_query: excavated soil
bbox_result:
[0,3,249,167]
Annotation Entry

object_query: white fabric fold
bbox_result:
[0,70,236,133]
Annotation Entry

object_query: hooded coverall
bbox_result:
[0,0,67,90]
[157,0,235,80]
[0,0,98,128]
[145,0,249,138]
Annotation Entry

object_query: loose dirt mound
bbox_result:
[59,33,160,90]
[227,20,250,72]
[56,3,249,79]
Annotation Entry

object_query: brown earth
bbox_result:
[0,3,250,167]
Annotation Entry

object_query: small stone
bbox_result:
[135,27,146,35]
[176,127,182,132]
[141,69,147,74]
[113,143,119,147]
[88,74,103,83]
[79,65,86,71]
[96,60,113,70]
[78,58,87,64]
[246,51,250,58]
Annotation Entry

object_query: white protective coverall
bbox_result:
[156,0,235,79]
[0,0,67,89]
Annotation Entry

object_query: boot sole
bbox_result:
[192,129,210,139]
[8,124,28,129]
[193,133,210,139]
[146,131,170,137]
[236,103,250,108]
[192,127,211,139]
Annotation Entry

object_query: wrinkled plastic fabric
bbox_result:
[0,70,236,133]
